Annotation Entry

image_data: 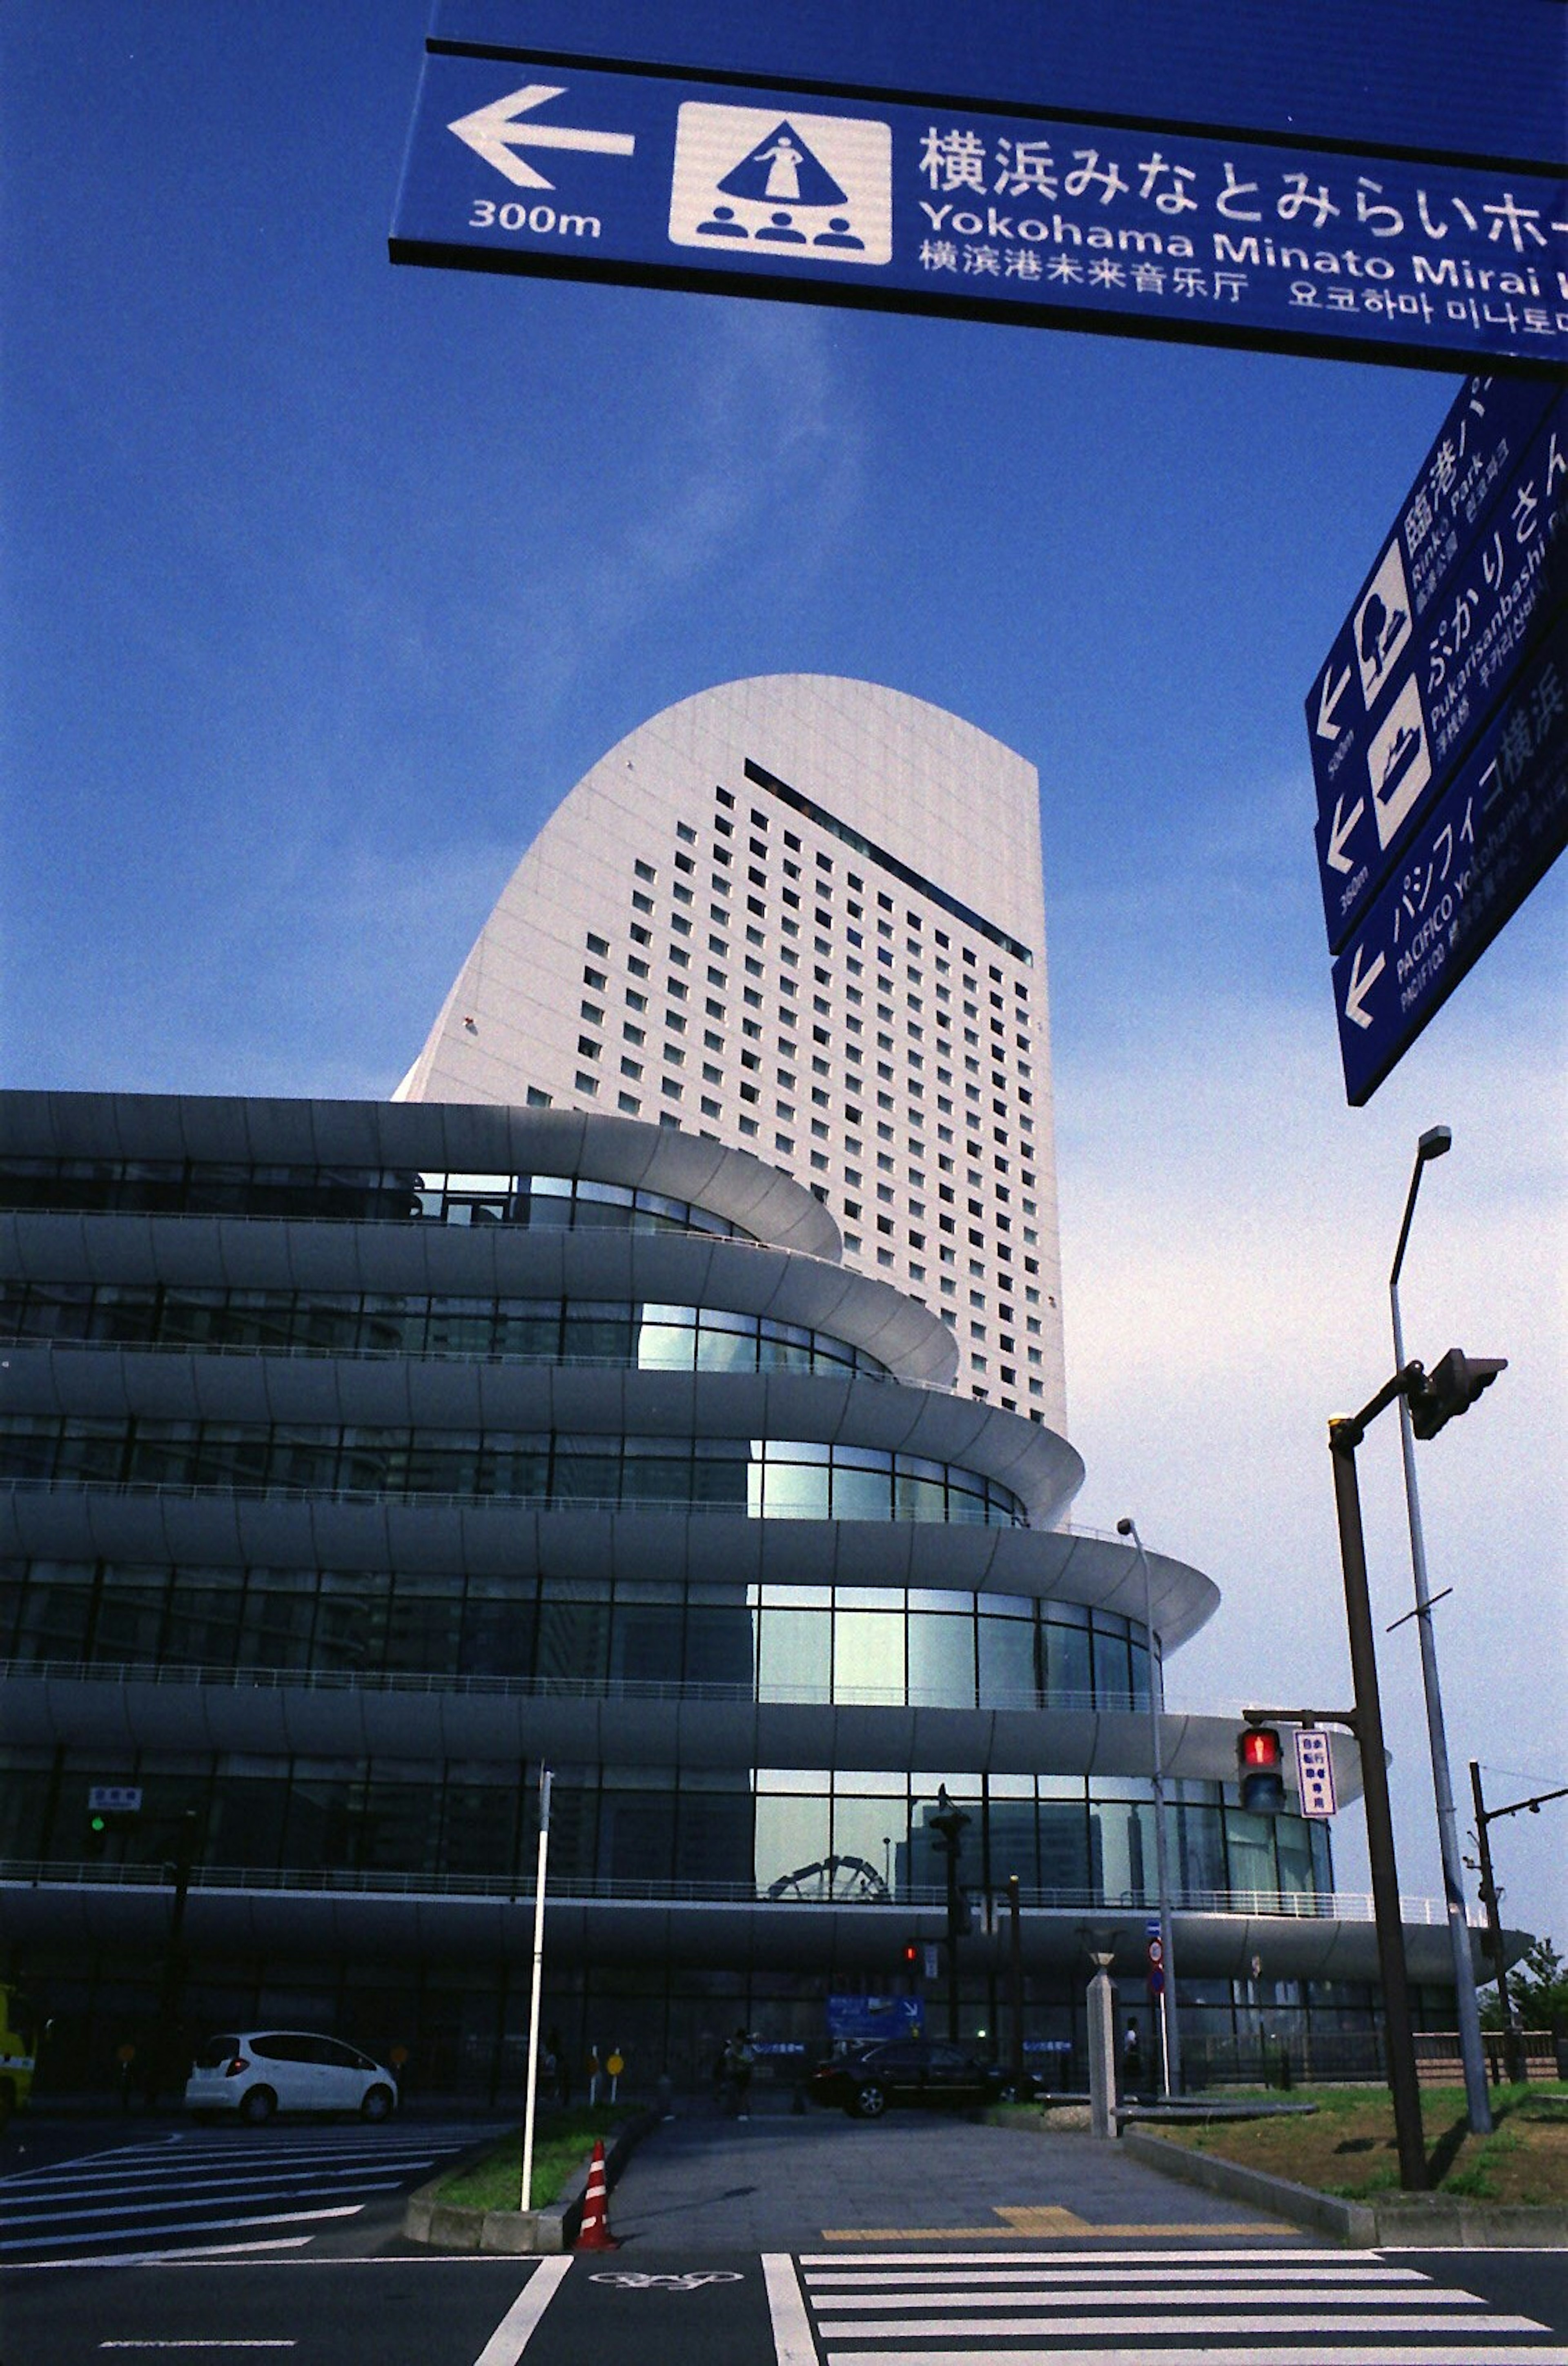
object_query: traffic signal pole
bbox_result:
[1469,1762,1568,2083]
[1329,1390,1428,2191]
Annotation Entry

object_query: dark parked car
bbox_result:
[807,2037,1034,2119]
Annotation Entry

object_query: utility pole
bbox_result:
[929,1787,971,2045]
[1329,1383,1428,2192]
[1388,1125,1492,2135]
[1468,1761,1568,2084]
[1007,1874,1025,2085]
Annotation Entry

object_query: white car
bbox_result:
[185,2032,399,2124]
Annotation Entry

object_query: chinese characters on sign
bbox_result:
[1304,364,1567,1103]
[391,56,1568,371]
[1332,634,1568,1105]
[912,125,1568,362]
[1293,1731,1337,1820]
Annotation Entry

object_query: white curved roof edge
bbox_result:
[0,1092,840,1261]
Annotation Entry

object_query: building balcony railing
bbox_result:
[0,1857,1474,1924]
[0,1655,1153,1716]
[0,1478,1025,1528]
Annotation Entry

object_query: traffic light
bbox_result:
[901,1938,920,1970]
[1408,1348,1507,1440]
[1238,1724,1286,1815]
[84,1786,142,1860]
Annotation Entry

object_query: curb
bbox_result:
[403,2110,658,2255]
[1122,2127,1568,2249]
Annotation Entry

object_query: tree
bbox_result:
[1479,1936,1568,2032]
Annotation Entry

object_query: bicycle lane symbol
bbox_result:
[588,2270,744,2291]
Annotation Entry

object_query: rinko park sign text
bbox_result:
[392,4,1566,372]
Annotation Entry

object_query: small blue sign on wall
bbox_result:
[826,1993,923,2043]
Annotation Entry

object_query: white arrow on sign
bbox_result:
[1325,790,1365,874]
[447,84,636,191]
[1316,659,1353,743]
[1343,940,1386,1030]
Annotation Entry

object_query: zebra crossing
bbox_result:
[0,2120,488,2268]
[792,2246,1568,2363]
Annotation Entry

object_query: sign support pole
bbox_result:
[519,1765,552,2217]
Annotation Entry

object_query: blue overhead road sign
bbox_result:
[1332,631,1568,1105]
[428,1,1568,173]
[1313,387,1567,951]
[1308,376,1559,838]
[392,56,1568,370]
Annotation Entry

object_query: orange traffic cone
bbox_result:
[574,2139,619,2251]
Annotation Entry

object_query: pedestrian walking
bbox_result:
[726,2027,755,2119]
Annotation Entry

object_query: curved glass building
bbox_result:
[0,679,1481,2092]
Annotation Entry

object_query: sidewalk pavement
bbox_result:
[601,2102,1302,2252]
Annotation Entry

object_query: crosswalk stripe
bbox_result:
[819,2352,1568,2366]
[806,2265,1432,2285]
[814,2315,1551,2339]
[800,2247,1344,2265]
[813,2287,1484,2312]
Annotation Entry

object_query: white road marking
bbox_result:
[9,2239,317,2271]
[471,2257,573,2364]
[762,2253,817,2366]
[99,2344,297,2351]
[800,2246,1343,2264]
[820,2353,1568,2366]
[815,2284,1481,2310]
[2,2182,399,2226]
[814,2312,1550,2338]
[0,2203,363,2253]
[806,2263,1432,2284]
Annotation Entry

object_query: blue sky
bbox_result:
[4,5,1564,1954]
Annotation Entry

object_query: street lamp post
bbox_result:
[1116,1516,1180,2096]
[1389,1126,1492,2136]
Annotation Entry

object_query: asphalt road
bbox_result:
[3,2110,1566,2364]
[5,2245,1568,2365]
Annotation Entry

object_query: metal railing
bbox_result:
[0,1656,1147,1716]
[0,1476,1024,1527]
[0,1857,1465,1923]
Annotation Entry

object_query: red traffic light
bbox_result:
[1237,1724,1286,1815]
[902,1939,919,1966]
[1409,1348,1507,1440]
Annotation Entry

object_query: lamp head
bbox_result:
[1116,1516,1134,1538]
[1418,1125,1452,1162]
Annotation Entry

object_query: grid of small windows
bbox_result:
[546,766,1056,1420]
[0,1418,1026,1526]
[698,778,1047,1413]
[0,1283,892,1381]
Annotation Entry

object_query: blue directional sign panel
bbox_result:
[428,2,1568,174]
[1332,631,1568,1105]
[391,54,1568,370]
[1313,386,1567,951]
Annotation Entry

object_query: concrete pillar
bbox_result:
[1087,1952,1119,2141]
